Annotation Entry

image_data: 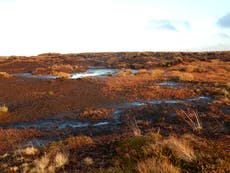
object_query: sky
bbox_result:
[0,0,230,56]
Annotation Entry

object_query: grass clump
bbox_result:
[51,64,74,72]
[0,72,12,78]
[52,71,70,79]
[0,105,8,114]
[182,65,197,72]
[79,108,112,120]
[170,71,194,81]
[112,133,200,173]
[149,69,164,77]
[221,88,229,97]
[176,109,202,133]
[226,82,230,89]
[116,136,155,159]
[31,154,50,173]
[136,69,148,75]
[83,157,94,166]
[137,159,180,173]
[54,152,69,169]
[117,69,132,77]
[48,135,94,150]
[67,136,94,149]
[178,73,194,81]
[29,151,69,173]
[115,136,155,172]
[16,146,39,156]
[164,136,196,162]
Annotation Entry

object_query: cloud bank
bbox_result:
[217,12,230,28]
[147,20,190,32]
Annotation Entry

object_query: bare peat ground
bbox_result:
[0,52,229,173]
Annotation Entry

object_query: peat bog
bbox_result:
[0,52,229,172]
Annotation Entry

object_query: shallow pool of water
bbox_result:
[15,73,57,79]
[156,81,179,86]
[0,96,211,131]
[1,119,111,132]
[15,69,117,80]
[118,96,211,109]
[14,68,142,80]
[70,68,117,79]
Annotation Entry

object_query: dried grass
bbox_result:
[165,136,196,162]
[137,159,180,173]
[54,152,69,168]
[136,69,148,75]
[52,71,70,79]
[0,105,8,114]
[0,72,12,78]
[149,69,164,77]
[17,146,38,155]
[176,109,202,132]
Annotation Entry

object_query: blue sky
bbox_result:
[0,0,229,55]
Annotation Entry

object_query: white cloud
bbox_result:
[217,12,230,28]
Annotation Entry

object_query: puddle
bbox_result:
[58,121,89,129]
[187,96,211,102]
[112,109,123,118]
[70,68,139,79]
[14,73,57,79]
[14,69,117,80]
[222,108,230,114]
[122,102,146,108]
[14,68,140,80]
[116,96,211,110]
[148,100,181,104]
[0,95,212,148]
[0,119,111,132]
[146,96,210,105]
[0,96,211,131]
[70,68,116,79]
[93,121,110,126]
[156,81,179,86]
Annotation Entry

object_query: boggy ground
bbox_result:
[0,51,229,173]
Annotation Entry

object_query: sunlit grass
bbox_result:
[176,109,202,132]
[0,105,8,114]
